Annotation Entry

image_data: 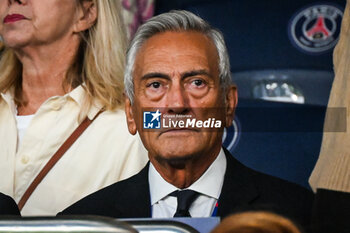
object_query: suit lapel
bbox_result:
[114,163,152,218]
[217,148,259,218]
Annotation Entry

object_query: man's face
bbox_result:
[126,31,237,166]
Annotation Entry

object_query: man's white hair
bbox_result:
[124,10,232,103]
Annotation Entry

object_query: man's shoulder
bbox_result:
[240,164,313,227]
[222,148,313,226]
[60,164,150,217]
[224,147,311,195]
[249,165,313,201]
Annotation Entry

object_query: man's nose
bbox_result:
[166,83,189,114]
[8,0,25,5]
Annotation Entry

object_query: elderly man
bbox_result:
[62,10,312,226]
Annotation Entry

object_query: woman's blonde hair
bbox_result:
[211,211,303,233]
[0,0,127,111]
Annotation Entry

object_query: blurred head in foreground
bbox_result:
[211,211,302,233]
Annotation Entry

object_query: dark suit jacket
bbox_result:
[311,189,350,233]
[0,192,20,215]
[62,148,313,227]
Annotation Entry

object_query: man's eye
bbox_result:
[192,79,205,87]
[147,82,161,88]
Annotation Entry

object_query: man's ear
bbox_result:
[73,1,97,33]
[125,95,137,135]
[225,85,238,127]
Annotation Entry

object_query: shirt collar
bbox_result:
[0,88,16,115]
[67,85,103,120]
[149,162,178,206]
[149,148,227,205]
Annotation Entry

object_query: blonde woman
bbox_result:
[0,0,147,216]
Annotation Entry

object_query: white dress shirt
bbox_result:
[149,149,227,218]
[0,85,148,216]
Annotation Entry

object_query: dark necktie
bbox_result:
[171,190,199,217]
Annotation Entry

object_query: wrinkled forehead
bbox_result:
[133,30,220,79]
[137,30,218,58]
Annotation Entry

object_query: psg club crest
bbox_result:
[288,3,343,54]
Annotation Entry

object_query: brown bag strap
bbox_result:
[18,110,104,211]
